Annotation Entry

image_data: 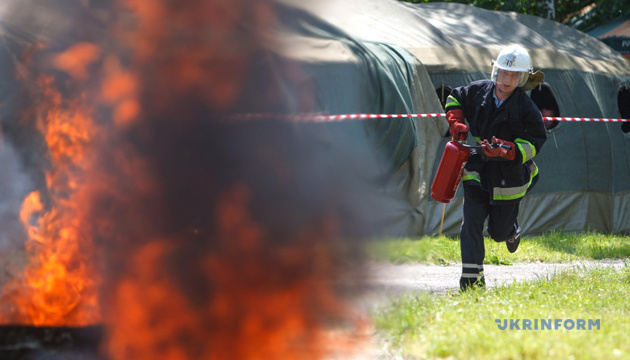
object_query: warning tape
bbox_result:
[300,113,446,122]
[542,116,629,122]
[233,113,630,122]
[232,112,445,122]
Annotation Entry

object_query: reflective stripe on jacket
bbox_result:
[448,80,546,204]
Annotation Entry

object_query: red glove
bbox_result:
[446,109,468,140]
[481,136,516,160]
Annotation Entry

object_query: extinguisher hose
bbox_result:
[457,141,511,150]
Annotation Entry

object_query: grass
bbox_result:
[373,264,630,360]
[368,231,630,265]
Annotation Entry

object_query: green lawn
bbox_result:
[373,265,630,360]
[368,231,630,265]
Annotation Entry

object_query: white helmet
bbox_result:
[491,44,532,87]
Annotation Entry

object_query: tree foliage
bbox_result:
[398,0,630,31]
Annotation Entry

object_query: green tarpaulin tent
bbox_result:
[2,0,629,237]
[278,0,630,236]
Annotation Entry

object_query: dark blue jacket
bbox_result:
[446,80,546,204]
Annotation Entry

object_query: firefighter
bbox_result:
[444,44,547,290]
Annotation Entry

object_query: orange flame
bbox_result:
[0,46,103,326]
[96,0,374,356]
[52,42,101,80]
[104,184,371,360]
[2,1,372,359]
[101,56,140,127]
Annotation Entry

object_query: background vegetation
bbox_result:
[397,0,630,32]
[368,231,630,264]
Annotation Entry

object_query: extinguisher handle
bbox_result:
[457,141,511,150]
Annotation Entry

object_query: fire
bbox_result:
[0,54,103,325]
[100,56,140,127]
[105,184,370,360]
[96,0,373,358]
[1,0,374,358]
[12,190,92,326]
[52,42,101,81]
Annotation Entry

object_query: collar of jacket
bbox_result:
[480,81,522,110]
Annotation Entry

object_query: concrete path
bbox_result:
[357,259,627,310]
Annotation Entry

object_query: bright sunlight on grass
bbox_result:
[373,264,630,360]
[368,231,630,265]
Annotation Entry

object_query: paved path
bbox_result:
[356,259,627,310]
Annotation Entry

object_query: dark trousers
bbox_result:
[460,182,519,281]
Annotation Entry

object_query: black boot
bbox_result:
[506,223,521,253]
[459,275,485,291]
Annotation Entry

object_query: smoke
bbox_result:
[0,1,50,290]
[0,0,108,48]
[0,0,385,357]
[0,143,32,248]
[0,142,32,284]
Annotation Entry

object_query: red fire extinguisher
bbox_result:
[431,141,470,203]
[431,141,511,203]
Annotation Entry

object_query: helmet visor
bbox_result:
[492,64,529,87]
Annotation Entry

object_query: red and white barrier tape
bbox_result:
[542,116,629,122]
[234,113,629,123]
[300,113,446,122]
[232,112,445,122]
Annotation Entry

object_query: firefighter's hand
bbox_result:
[481,137,516,160]
[446,109,468,140]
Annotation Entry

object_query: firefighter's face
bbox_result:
[496,69,520,95]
